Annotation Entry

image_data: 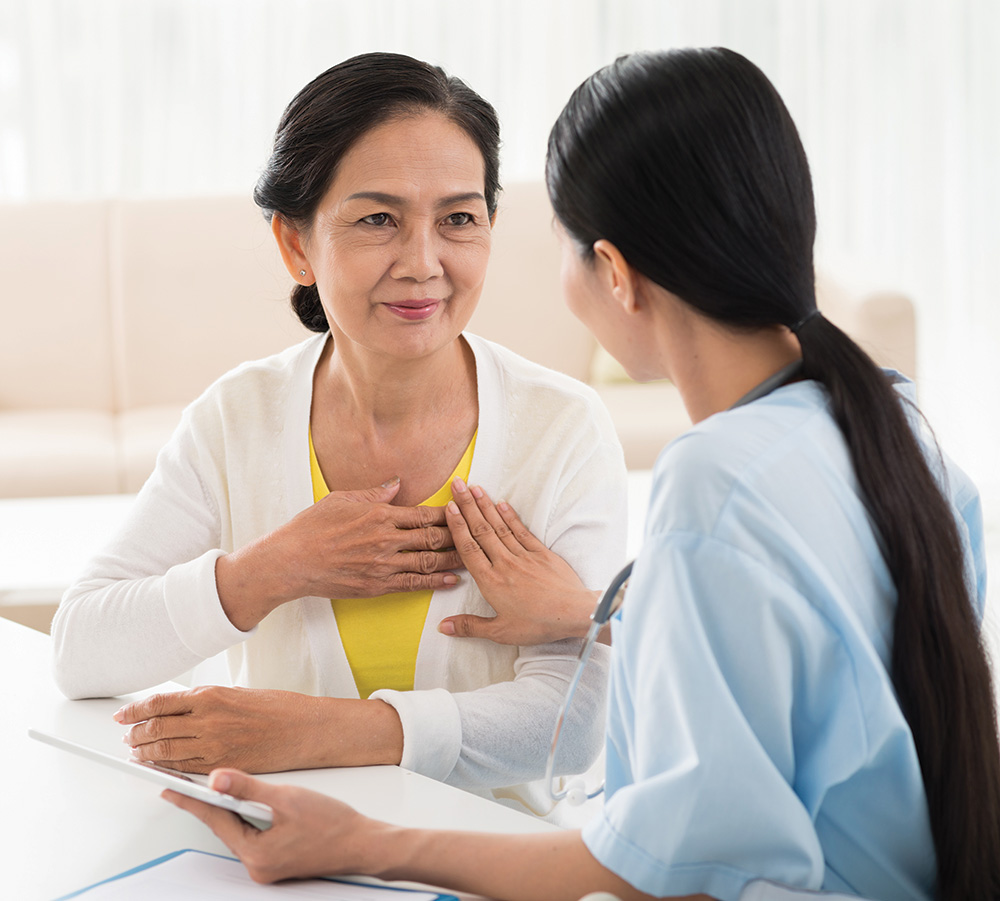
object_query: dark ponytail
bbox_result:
[797,311,1000,899]
[547,47,1000,899]
[254,52,501,333]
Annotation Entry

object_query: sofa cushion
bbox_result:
[0,201,114,412]
[0,410,118,497]
[111,196,311,411]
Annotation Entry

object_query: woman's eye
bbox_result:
[360,213,393,227]
[444,212,474,227]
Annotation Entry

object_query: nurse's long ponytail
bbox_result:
[547,48,1000,900]
[795,311,1000,901]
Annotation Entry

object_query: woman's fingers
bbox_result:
[385,502,448,533]
[114,691,192,725]
[383,567,461,593]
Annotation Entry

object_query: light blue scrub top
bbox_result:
[582,376,985,901]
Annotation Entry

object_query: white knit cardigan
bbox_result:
[52,333,628,815]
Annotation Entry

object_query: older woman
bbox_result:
[51,53,626,818]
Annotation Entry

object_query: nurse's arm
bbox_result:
[376,827,712,901]
[165,769,712,901]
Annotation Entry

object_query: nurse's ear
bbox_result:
[592,239,642,315]
[272,214,314,285]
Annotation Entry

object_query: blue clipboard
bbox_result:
[56,848,461,900]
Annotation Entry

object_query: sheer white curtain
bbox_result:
[1,0,997,495]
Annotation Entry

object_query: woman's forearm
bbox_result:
[215,535,304,631]
[303,696,404,768]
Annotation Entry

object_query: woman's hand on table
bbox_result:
[438,479,598,645]
[114,686,403,774]
[216,477,462,631]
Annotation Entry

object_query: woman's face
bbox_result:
[299,111,492,362]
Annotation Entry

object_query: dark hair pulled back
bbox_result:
[255,52,501,332]
[547,48,1000,900]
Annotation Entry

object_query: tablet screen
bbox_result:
[27,728,273,828]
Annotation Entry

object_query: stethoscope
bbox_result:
[546,359,804,806]
[546,560,633,806]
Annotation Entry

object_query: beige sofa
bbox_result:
[0,182,915,498]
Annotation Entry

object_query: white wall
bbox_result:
[1,0,997,501]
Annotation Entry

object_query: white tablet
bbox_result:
[27,728,273,829]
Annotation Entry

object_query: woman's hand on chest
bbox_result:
[215,477,463,631]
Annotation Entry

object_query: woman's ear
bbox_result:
[592,239,640,314]
[271,215,314,285]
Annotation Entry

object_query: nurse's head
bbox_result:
[546,48,1000,900]
[545,47,816,339]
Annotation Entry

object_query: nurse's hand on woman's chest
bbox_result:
[438,479,599,645]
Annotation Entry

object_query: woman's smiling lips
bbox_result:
[382,299,443,321]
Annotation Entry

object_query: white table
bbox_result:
[0,494,138,632]
[0,618,555,900]
[0,494,138,601]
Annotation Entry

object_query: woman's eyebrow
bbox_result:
[344,191,486,207]
[345,191,405,205]
[437,191,487,207]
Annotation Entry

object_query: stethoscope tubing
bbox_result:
[546,560,634,803]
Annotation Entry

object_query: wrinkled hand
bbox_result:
[114,686,359,774]
[163,769,378,883]
[217,478,462,630]
[438,479,597,645]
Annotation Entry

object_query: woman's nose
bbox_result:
[391,226,445,281]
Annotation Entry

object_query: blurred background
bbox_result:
[1,0,997,496]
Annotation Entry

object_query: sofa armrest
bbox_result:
[816,272,917,378]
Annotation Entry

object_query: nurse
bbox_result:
[165,48,1000,900]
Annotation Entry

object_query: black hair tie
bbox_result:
[790,309,822,334]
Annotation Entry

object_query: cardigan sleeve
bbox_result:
[51,407,251,699]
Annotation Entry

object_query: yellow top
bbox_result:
[309,429,477,699]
